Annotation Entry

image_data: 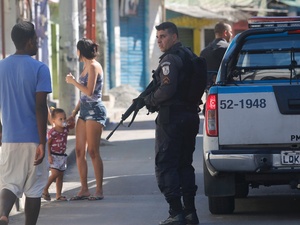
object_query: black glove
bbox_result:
[133,97,145,110]
[146,105,158,113]
[144,94,158,113]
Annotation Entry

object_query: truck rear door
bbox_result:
[218,85,300,145]
[217,29,300,146]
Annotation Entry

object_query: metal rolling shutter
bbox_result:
[119,1,146,91]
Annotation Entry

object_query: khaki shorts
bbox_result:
[0,143,48,198]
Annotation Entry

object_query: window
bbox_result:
[232,32,300,81]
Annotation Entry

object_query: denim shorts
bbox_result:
[79,101,107,126]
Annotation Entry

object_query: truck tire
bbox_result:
[208,196,235,214]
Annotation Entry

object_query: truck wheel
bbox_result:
[208,196,235,214]
[235,182,249,198]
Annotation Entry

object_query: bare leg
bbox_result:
[0,189,16,222]
[75,118,90,197]
[86,120,103,197]
[43,168,60,196]
[55,171,64,199]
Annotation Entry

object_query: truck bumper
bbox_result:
[205,150,300,175]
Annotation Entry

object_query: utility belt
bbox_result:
[158,104,199,124]
[169,104,200,113]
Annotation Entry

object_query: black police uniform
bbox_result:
[144,42,199,216]
[200,37,228,71]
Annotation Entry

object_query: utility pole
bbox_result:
[86,0,96,41]
[59,0,79,134]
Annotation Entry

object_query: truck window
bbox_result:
[232,33,300,82]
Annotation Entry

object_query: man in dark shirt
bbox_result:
[200,22,232,87]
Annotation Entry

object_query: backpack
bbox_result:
[175,47,207,106]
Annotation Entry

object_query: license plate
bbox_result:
[281,151,300,165]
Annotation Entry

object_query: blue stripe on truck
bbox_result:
[209,86,273,94]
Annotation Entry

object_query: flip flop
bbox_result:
[56,196,67,201]
[42,193,51,201]
[69,195,90,201]
[88,195,104,201]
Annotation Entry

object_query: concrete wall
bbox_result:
[0,0,18,59]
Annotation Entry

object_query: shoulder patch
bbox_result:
[161,61,171,75]
[162,65,170,75]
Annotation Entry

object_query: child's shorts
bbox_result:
[50,153,67,172]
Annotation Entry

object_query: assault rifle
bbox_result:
[106,81,158,140]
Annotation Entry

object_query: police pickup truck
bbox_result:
[203,17,300,214]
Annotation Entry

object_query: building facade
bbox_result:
[1,0,300,95]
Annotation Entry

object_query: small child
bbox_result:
[42,107,75,201]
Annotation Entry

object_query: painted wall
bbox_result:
[148,1,164,84]
[168,15,218,55]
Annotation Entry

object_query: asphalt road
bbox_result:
[8,113,300,225]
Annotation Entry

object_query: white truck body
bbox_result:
[203,17,300,214]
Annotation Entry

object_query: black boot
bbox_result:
[159,198,185,225]
[183,195,199,225]
[159,212,185,225]
[185,211,199,225]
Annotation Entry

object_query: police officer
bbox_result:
[144,22,200,225]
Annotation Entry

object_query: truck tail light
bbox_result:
[205,94,218,136]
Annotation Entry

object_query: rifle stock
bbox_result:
[106,81,157,140]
